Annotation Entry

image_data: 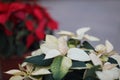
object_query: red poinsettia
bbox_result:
[0,1,58,57]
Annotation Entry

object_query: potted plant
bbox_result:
[6,27,120,80]
[0,0,58,79]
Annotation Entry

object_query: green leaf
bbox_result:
[82,41,95,51]
[16,41,26,56]
[50,56,72,80]
[108,57,118,64]
[24,54,53,66]
[108,57,120,68]
[67,38,80,48]
[43,74,54,80]
[63,70,85,80]
[84,65,101,80]
[84,77,99,80]
[72,60,86,69]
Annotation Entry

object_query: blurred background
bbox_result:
[40,0,120,53]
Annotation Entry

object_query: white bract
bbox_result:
[89,49,120,80]
[102,62,118,70]
[67,48,90,61]
[40,35,90,62]
[57,27,99,41]
[96,67,120,80]
[9,76,24,80]
[40,35,68,59]
[31,49,43,56]
[5,64,50,80]
[95,40,115,55]
[89,53,102,66]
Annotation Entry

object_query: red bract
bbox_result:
[48,19,58,30]
[0,2,9,12]
[0,1,58,57]
[0,14,8,24]
[35,20,46,40]
[9,2,26,12]
[25,20,35,32]
[14,11,26,20]
[26,34,35,48]
[33,7,44,20]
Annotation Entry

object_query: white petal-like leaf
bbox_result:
[76,27,90,39]
[67,48,90,61]
[31,68,51,75]
[40,44,51,53]
[44,49,61,59]
[57,30,74,36]
[41,35,58,53]
[103,62,117,70]
[89,53,102,66]
[96,67,120,80]
[10,76,24,80]
[46,35,58,45]
[76,27,90,35]
[58,36,68,55]
[29,76,42,80]
[31,49,43,56]
[41,42,58,54]
[105,40,114,53]
[5,69,22,75]
[96,71,112,80]
[95,44,106,53]
[84,34,100,41]
[21,62,27,67]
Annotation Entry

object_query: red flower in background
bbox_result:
[0,1,58,57]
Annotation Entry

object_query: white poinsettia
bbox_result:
[6,27,120,80]
[40,35,68,59]
[5,64,50,80]
[89,52,118,69]
[57,27,99,41]
[96,67,120,80]
[40,35,90,61]
[95,40,117,56]
[89,51,120,80]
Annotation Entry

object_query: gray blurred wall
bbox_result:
[39,0,120,53]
